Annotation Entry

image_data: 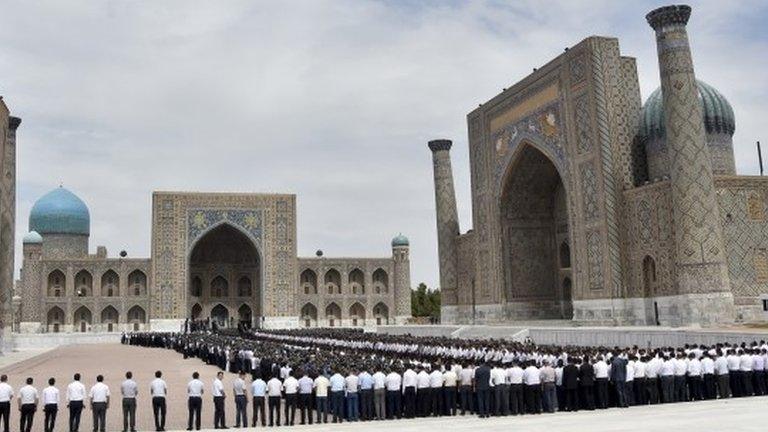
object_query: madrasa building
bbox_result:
[16,188,412,333]
[430,5,768,327]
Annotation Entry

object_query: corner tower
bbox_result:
[428,139,459,307]
[646,4,734,324]
[391,234,412,324]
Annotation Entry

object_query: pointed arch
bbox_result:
[47,306,65,333]
[191,303,203,320]
[349,302,366,326]
[349,268,365,295]
[47,269,66,297]
[237,276,252,297]
[300,269,318,294]
[101,269,119,297]
[373,302,389,325]
[301,303,318,327]
[210,275,229,298]
[74,270,93,297]
[373,268,389,294]
[128,270,147,296]
[127,305,146,331]
[324,269,341,294]
[211,304,229,327]
[325,302,341,327]
[238,304,253,324]
[73,306,92,332]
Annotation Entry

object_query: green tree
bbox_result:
[411,283,441,321]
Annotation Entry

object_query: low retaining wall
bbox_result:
[377,324,768,348]
[12,333,122,350]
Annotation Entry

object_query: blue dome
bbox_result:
[22,231,42,244]
[29,187,90,236]
[391,233,409,247]
[640,80,735,140]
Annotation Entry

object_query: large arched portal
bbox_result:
[500,144,572,319]
[188,224,262,328]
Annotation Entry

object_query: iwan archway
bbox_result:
[499,143,573,319]
[187,223,262,328]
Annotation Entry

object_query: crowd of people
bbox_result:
[119,328,768,429]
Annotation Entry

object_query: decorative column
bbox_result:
[646,5,733,324]
[428,139,459,307]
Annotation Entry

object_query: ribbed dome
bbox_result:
[29,187,90,236]
[391,233,409,247]
[22,231,42,244]
[640,80,735,140]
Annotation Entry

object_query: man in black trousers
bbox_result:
[474,362,492,418]
[0,374,13,432]
[562,358,580,411]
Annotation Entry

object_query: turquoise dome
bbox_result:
[391,233,409,247]
[22,231,42,244]
[29,187,90,236]
[640,80,735,140]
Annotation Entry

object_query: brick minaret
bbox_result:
[647,5,733,321]
[428,139,459,305]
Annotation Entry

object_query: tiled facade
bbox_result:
[433,5,767,326]
[17,191,411,333]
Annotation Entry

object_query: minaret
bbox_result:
[646,5,733,323]
[428,139,459,306]
[0,116,20,345]
[391,234,412,324]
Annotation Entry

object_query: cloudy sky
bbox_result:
[2,0,767,288]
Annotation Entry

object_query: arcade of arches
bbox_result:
[188,224,262,329]
[45,304,148,333]
[500,144,573,319]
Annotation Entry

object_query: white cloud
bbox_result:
[2,0,766,289]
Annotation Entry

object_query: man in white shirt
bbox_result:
[186,371,204,431]
[297,372,314,425]
[458,364,474,415]
[372,370,387,420]
[687,353,703,401]
[508,362,525,415]
[660,355,675,403]
[121,371,138,432]
[0,374,14,432]
[401,368,417,419]
[442,367,458,416]
[66,373,86,432]
[428,367,444,416]
[385,369,402,420]
[250,376,267,427]
[313,374,330,424]
[42,378,59,432]
[345,370,360,421]
[523,362,542,414]
[593,357,609,409]
[232,372,247,428]
[89,375,110,432]
[283,371,299,425]
[18,377,37,432]
[266,375,283,426]
[701,353,716,400]
[150,371,168,432]
[212,371,227,429]
[415,367,430,417]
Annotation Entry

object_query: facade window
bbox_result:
[748,192,765,221]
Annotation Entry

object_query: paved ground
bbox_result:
[1,344,766,431]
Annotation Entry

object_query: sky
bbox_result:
[1,0,767,289]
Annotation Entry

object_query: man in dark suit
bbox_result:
[610,353,628,408]
[562,358,580,411]
[474,363,492,418]
[579,357,595,410]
